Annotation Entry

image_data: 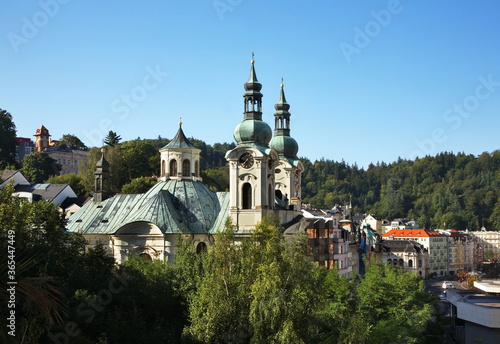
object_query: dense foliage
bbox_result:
[300,151,500,231]
[55,134,87,149]
[46,174,86,198]
[0,108,18,169]
[22,152,61,183]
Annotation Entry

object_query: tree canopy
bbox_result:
[56,134,86,149]
[0,108,18,168]
[104,130,122,147]
[22,152,61,183]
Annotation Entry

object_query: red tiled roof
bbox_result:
[382,229,444,237]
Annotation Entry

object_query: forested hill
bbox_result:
[299,151,500,231]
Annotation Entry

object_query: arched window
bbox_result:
[387,259,392,265]
[418,259,422,268]
[195,160,199,177]
[399,259,404,267]
[242,183,252,209]
[183,159,190,177]
[162,160,166,176]
[196,242,207,254]
[170,159,177,176]
[408,259,413,268]
[275,190,283,200]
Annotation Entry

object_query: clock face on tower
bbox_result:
[239,153,254,169]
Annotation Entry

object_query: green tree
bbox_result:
[120,140,158,180]
[315,258,438,344]
[22,152,61,183]
[121,176,157,194]
[0,184,87,342]
[104,130,122,147]
[183,217,323,343]
[56,134,86,149]
[0,108,18,168]
[45,173,86,198]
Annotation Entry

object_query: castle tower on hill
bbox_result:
[34,124,51,152]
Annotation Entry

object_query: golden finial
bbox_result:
[179,116,182,127]
[281,77,284,88]
[251,52,254,65]
[101,148,105,153]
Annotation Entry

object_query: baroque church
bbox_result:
[66,58,305,262]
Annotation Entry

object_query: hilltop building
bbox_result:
[15,137,33,163]
[66,59,306,262]
[33,125,88,174]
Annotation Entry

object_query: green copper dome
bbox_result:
[234,119,272,145]
[270,135,298,159]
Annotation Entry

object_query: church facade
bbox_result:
[66,59,305,262]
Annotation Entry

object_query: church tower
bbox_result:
[269,80,304,210]
[94,149,110,202]
[226,56,279,231]
[159,119,202,182]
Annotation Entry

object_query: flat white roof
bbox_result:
[474,281,500,294]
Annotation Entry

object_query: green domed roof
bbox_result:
[234,119,272,146]
[140,179,220,233]
[269,135,298,159]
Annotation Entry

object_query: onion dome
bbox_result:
[233,55,272,146]
[269,81,299,160]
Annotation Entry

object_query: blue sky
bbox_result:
[1,0,499,168]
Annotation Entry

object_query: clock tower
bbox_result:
[226,57,278,232]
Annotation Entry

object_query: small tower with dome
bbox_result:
[269,80,304,210]
[159,118,202,182]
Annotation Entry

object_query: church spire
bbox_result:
[243,53,263,120]
[274,78,291,137]
[269,80,298,160]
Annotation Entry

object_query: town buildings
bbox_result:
[381,239,429,278]
[303,208,350,277]
[15,137,33,163]
[382,229,448,276]
[0,170,84,217]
